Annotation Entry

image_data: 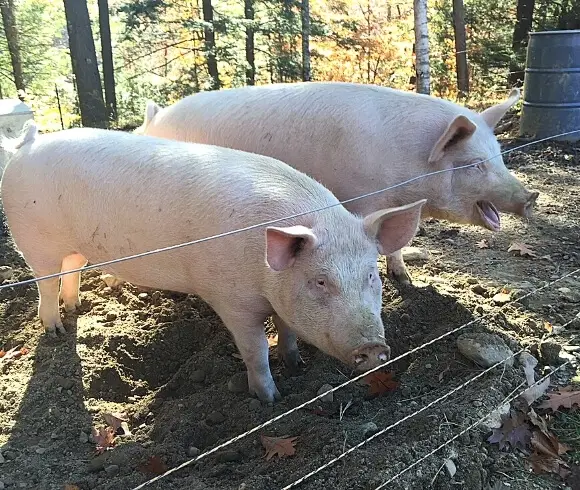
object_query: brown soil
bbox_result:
[0,137,579,490]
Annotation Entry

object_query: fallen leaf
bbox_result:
[261,435,298,460]
[487,411,532,451]
[267,335,278,348]
[539,388,580,412]
[477,239,489,249]
[544,322,553,334]
[363,371,400,396]
[20,347,29,355]
[0,346,24,363]
[64,486,80,490]
[444,458,457,477]
[530,429,571,478]
[102,412,131,436]
[139,455,168,475]
[521,377,550,406]
[92,426,116,454]
[508,242,537,258]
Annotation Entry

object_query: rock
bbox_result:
[540,341,562,365]
[138,293,149,300]
[361,422,379,438]
[105,312,117,321]
[248,399,261,412]
[79,431,89,443]
[35,447,46,455]
[88,452,109,472]
[0,452,4,464]
[215,450,242,463]
[0,266,13,281]
[0,481,4,489]
[101,274,124,289]
[472,400,483,407]
[558,287,580,303]
[104,464,119,477]
[55,376,74,390]
[227,373,248,393]
[466,277,478,285]
[206,411,226,425]
[457,333,514,368]
[401,247,429,262]
[191,370,206,384]
[317,384,334,403]
[188,446,201,458]
[400,313,410,323]
[492,292,511,305]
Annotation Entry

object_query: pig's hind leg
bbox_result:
[272,314,304,371]
[60,253,88,312]
[386,249,412,285]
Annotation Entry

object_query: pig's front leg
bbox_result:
[386,249,412,285]
[272,314,304,371]
[221,311,282,403]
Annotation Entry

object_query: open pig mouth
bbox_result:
[476,201,501,231]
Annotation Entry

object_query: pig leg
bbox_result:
[220,311,282,403]
[386,249,412,285]
[60,253,87,312]
[272,314,304,370]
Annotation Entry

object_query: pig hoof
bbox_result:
[280,348,304,372]
[249,382,282,403]
[44,321,65,337]
[63,300,81,313]
[388,268,413,286]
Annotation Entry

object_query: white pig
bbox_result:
[1,123,425,402]
[138,81,539,284]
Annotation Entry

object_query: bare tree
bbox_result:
[413,0,430,94]
[0,0,25,99]
[509,0,535,86]
[245,0,255,85]
[301,0,311,81]
[453,0,469,96]
[63,0,108,128]
[202,0,220,90]
[98,0,117,121]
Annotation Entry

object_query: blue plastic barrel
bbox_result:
[519,29,580,142]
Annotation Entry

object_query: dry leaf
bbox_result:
[363,371,400,396]
[529,430,571,478]
[267,335,278,348]
[539,388,580,412]
[508,242,537,258]
[102,412,132,436]
[92,426,116,454]
[544,322,553,334]
[0,346,25,363]
[444,458,457,477]
[64,486,81,490]
[487,411,531,451]
[139,455,168,475]
[261,435,298,460]
[477,239,490,249]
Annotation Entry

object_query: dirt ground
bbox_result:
[0,132,579,490]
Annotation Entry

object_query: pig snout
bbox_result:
[351,342,391,371]
[521,191,539,218]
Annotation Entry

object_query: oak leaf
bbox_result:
[363,371,400,396]
[261,435,298,460]
[92,426,116,454]
[487,411,531,451]
[139,455,168,475]
[539,388,580,412]
[508,242,537,258]
[529,430,571,478]
[102,412,132,436]
[477,239,490,249]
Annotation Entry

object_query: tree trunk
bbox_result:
[202,0,220,90]
[0,0,25,99]
[98,0,117,122]
[509,0,535,86]
[244,0,255,85]
[301,0,311,81]
[452,0,469,96]
[63,0,108,128]
[413,0,430,95]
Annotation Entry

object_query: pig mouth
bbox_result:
[476,201,501,231]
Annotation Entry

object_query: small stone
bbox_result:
[191,370,206,383]
[457,333,514,368]
[0,452,4,464]
[563,345,580,352]
[105,464,119,476]
[101,274,123,288]
[55,376,74,390]
[206,411,226,425]
[105,312,117,321]
[492,292,511,305]
[227,373,248,393]
[248,399,262,412]
[540,341,562,365]
[35,447,46,454]
[0,266,13,281]
[466,277,478,285]
[472,400,483,407]
[317,384,334,403]
[0,481,4,489]
[188,446,201,458]
[151,291,162,302]
[138,293,149,300]
[471,284,487,296]
[79,431,89,443]
[401,247,429,262]
[215,450,241,463]
[361,422,379,438]
[400,313,410,323]
[425,363,432,369]
[558,287,580,303]
[51,431,59,440]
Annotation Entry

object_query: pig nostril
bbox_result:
[354,354,368,365]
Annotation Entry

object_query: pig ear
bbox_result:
[265,225,318,271]
[144,100,161,128]
[363,199,427,255]
[428,115,477,164]
[479,88,520,129]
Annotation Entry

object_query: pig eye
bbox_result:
[316,277,326,287]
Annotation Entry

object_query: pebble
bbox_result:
[472,400,483,407]
[558,287,580,303]
[466,277,478,285]
[105,312,117,321]
[0,481,4,489]
[457,332,514,368]
[215,450,241,463]
[470,284,487,296]
[248,399,262,412]
[401,247,429,262]
[0,266,13,281]
[138,293,149,300]
[361,422,379,438]
[0,452,4,464]
[35,447,46,455]
[79,431,89,443]
[492,292,511,305]
[191,370,206,384]
[317,384,334,403]
[55,376,74,390]
[104,464,120,477]
[425,363,432,369]
[206,411,226,425]
[227,373,248,393]
[51,431,59,440]
[400,313,410,323]
[101,274,123,288]
[540,341,562,365]
[188,446,201,458]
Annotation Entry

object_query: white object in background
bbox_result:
[0,98,34,170]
